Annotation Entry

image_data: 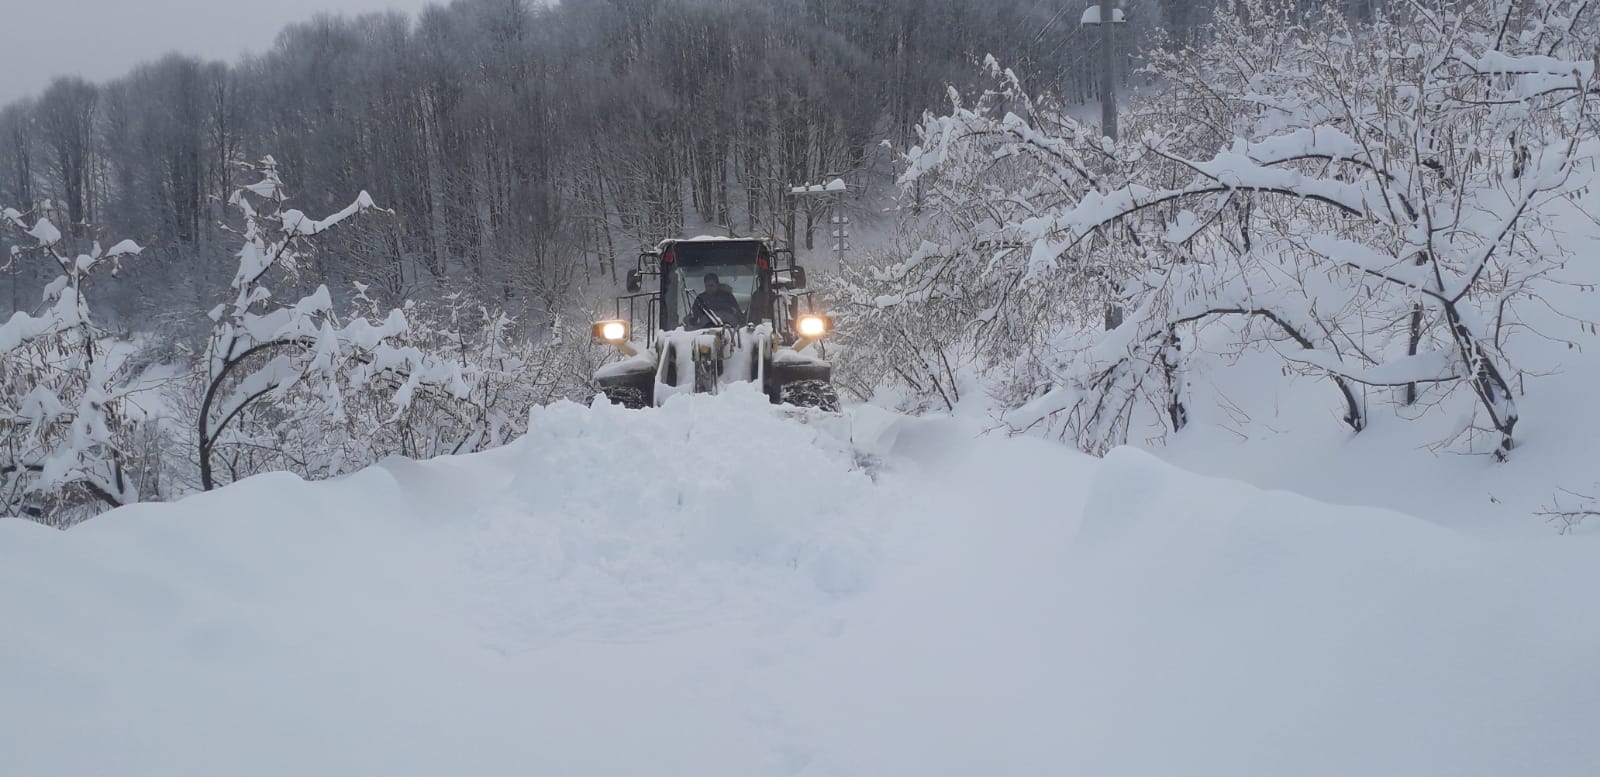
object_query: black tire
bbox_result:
[591,385,649,409]
[779,379,841,412]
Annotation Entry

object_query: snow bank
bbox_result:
[3,395,1598,776]
[764,437,1600,776]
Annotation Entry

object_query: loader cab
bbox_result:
[658,239,770,329]
[617,236,816,343]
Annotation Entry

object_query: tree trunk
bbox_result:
[471,151,496,279]
[421,93,451,277]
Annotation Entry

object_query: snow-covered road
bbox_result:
[5,388,1599,776]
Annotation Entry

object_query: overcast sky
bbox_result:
[0,0,439,106]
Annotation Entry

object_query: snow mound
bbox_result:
[462,388,882,651]
[1061,448,1600,775]
[3,395,1599,776]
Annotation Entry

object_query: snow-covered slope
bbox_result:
[4,387,1599,776]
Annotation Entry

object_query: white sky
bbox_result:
[0,0,440,106]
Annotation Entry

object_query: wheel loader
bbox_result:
[588,236,840,411]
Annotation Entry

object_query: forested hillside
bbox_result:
[0,0,1380,326]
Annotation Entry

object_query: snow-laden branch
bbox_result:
[839,0,1595,460]
[0,208,142,520]
[197,156,528,491]
[1283,348,1460,388]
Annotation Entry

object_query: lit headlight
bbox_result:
[591,320,630,343]
[796,314,833,337]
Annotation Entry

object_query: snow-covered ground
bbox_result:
[5,386,1599,776]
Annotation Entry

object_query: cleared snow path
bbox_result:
[4,386,1599,776]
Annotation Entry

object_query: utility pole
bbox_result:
[1082,2,1126,329]
[1099,1,1116,141]
[787,176,849,266]
[830,211,850,267]
[1081,1,1123,142]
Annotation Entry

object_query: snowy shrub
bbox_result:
[838,0,1598,459]
[195,156,387,489]
[195,156,600,491]
[350,289,600,460]
[0,149,611,521]
[0,209,142,524]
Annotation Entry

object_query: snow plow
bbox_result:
[589,236,840,411]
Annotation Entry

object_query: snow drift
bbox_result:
[3,389,1598,776]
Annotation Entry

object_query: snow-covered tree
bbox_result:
[0,208,141,523]
[343,288,591,462]
[197,156,402,489]
[195,157,591,491]
[840,0,1597,459]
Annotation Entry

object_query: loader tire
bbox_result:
[779,379,841,413]
[592,385,648,409]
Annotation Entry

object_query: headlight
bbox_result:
[591,320,630,343]
[796,314,833,337]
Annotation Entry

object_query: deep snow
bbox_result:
[1150,159,1600,538]
[5,386,1599,776]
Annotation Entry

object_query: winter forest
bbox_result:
[1,0,1595,526]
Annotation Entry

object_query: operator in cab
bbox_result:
[687,272,745,328]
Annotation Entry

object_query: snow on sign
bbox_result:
[1080,5,1126,24]
[790,179,848,194]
